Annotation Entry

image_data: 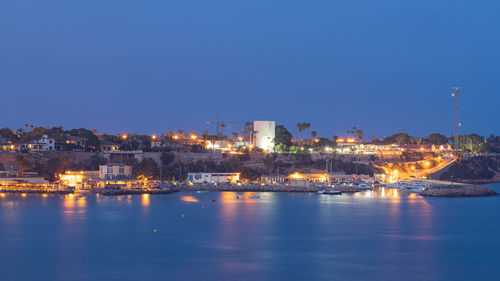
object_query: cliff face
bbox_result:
[439,156,500,183]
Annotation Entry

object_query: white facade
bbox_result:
[188,172,240,184]
[253,121,275,152]
[20,135,55,151]
[38,135,55,151]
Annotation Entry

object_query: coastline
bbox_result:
[423,180,497,197]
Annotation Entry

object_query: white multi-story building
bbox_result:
[188,172,240,184]
[253,121,275,152]
[20,135,55,151]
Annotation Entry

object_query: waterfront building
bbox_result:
[99,164,132,180]
[188,172,240,184]
[253,121,275,152]
[59,170,100,188]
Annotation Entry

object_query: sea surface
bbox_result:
[1,184,500,281]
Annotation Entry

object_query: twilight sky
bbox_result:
[1,0,499,139]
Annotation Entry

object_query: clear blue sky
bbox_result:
[1,0,499,139]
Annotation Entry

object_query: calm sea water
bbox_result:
[1,184,500,281]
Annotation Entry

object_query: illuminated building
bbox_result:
[253,121,275,152]
[0,143,17,152]
[99,164,132,180]
[188,172,240,184]
[19,135,55,151]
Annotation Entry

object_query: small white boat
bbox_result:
[318,189,342,195]
[357,183,371,189]
[248,195,260,199]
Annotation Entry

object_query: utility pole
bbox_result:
[452,87,460,150]
[216,116,220,139]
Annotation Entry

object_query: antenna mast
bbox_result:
[451,87,460,149]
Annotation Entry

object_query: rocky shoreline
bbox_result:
[177,184,369,193]
[422,183,497,197]
[0,189,73,195]
[97,188,179,196]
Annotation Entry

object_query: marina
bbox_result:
[1,184,500,281]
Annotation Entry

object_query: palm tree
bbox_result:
[177,130,184,138]
[311,131,317,139]
[16,128,24,139]
[220,123,226,139]
[296,123,302,139]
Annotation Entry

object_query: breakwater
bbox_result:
[0,188,72,195]
[178,184,369,193]
[98,188,178,196]
[422,182,497,197]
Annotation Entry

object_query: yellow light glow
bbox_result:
[152,135,157,140]
[314,138,319,143]
[290,172,303,179]
[180,196,199,203]
[21,193,27,198]
[0,193,5,197]
[238,137,243,141]
[393,189,399,198]
[122,134,128,140]
[173,135,179,140]
[347,138,355,143]
[191,135,197,139]
[142,194,150,206]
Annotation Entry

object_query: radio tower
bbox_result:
[451,87,460,149]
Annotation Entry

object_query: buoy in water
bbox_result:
[212,199,216,202]
[181,214,185,218]
[153,228,157,233]
[236,196,239,199]
[202,205,205,208]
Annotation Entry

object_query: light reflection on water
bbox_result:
[0,185,499,281]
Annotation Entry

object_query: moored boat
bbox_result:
[318,189,342,195]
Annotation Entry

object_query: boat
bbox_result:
[357,183,371,189]
[318,189,342,195]
[248,195,260,199]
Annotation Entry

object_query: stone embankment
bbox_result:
[0,188,72,195]
[98,188,179,196]
[178,184,369,193]
[422,181,497,197]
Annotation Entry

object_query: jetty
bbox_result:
[421,180,497,197]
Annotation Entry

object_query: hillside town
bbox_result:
[1,121,499,194]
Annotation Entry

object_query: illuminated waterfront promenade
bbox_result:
[1,185,500,281]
